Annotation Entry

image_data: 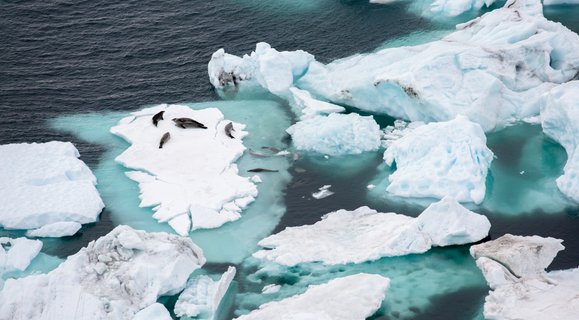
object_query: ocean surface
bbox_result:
[1,0,579,319]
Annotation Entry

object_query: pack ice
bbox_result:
[0,237,42,278]
[0,141,104,231]
[0,225,205,319]
[471,234,579,319]
[383,116,493,204]
[540,81,579,203]
[111,104,258,236]
[209,0,579,132]
[253,197,490,266]
[236,273,390,320]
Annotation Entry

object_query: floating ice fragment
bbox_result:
[261,284,281,294]
[312,185,334,200]
[25,221,82,238]
[289,87,345,120]
[0,237,42,272]
[133,303,172,320]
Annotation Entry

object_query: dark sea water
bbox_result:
[2,0,579,319]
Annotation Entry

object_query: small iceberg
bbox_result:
[0,237,42,274]
[312,185,334,199]
[253,197,490,266]
[0,141,104,231]
[235,273,390,320]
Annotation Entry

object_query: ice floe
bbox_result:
[289,87,345,120]
[111,104,258,236]
[253,197,490,266]
[0,237,42,273]
[286,113,381,156]
[25,221,82,238]
[0,225,205,319]
[312,185,334,199]
[133,303,172,320]
[174,266,236,319]
[540,80,579,203]
[383,116,493,204]
[236,273,390,320]
[0,141,104,231]
[471,234,579,319]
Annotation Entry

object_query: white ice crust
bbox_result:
[312,185,334,200]
[25,221,82,238]
[383,116,493,204]
[235,273,390,320]
[0,225,206,320]
[209,0,579,132]
[286,113,381,156]
[253,197,490,266]
[174,266,236,319]
[0,141,104,230]
[540,81,579,203]
[133,303,172,320]
[471,234,579,319]
[111,104,258,235]
[0,237,42,273]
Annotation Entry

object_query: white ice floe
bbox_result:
[471,234,579,319]
[236,273,390,320]
[253,197,490,266]
[25,221,82,238]
[0,141,104,231]
[0,237,42,273]
[312,185,334,200]
[0,225,205,320]
[174,266,236,319]
[383,116,493,204]
[210,0,579,132]
[261,284,281,294]
[133,303,172,320]
[111,104,258,235]
[381,119,425,149]
[540,81,579,203]
[286,113,381,156]
[289,87,345,120]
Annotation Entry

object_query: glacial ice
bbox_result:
[111,104,258,235]
[209,0,579,132]
[133,303,172,320]
[0,141,104,230]
[25,221,82,238]
[471,234,579,319]
[289,87,345,120]
[0,237,42,273]
[383,116,494,204]
[0,225,206,319]
[540,80,579,203]
[235,273,390,320]
[253,197,490,266]
[174,266,236,319]
[286,113,381,156]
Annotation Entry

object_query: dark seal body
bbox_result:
[248,168,279,173]
[225,122,235,139]
[159,132,170,149]
[152,111,165,127]
[172,117,207,129]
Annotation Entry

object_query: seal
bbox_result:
[225,122,235,139]
[159,132,170,149]
[152,110,165,127]
[172,118,207,129]
[248,168,279,173]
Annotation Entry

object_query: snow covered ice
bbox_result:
[133,303,172,320]
[0,141,104,231]
[235,273,390,320]
[111,104,258,235]
[253,197,490,266]
[0,237,42,274]
[383,116,493,204]
[288,87,345,120]
[0,225,206,320]
[540,80,579,203]
[471,234,579,319]
[25,221,82,238]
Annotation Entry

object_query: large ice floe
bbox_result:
[236,273,390,320]
[0,141,104,231]
[0,225,205,319]
[471,234,579,319]
[382,116,493,204]
[111,104,258,236]
[540,80,579,203]
[0,237,42,283]
[253,197,490,266]
[209,0,579,132]
[286,112,381,156]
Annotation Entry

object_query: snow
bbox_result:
[111,104,258,235]
[471,234,579,319]
[312,185,334,199]
[0,225,206,320]
[540,81,579,203]
[0,141,104,230]
[383,116,494,204]
[286,113,381,156]
[235,273,390,320]
[289,87,345,120]
[133,303,172,320]
[253,197,490,266]
[0,237,42,273]
[174,266,236,319]
[25,221,82,238]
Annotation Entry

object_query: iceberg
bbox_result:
[25,221,82,238]
[235,273,390,320]
[0,225,205,319]
[383,116,493,204]
[540,80,579,203]
[133,303,172,320]
[111,104,258,236]
[286,113,381,156]
[0,141,104,230]
[175,266,236,319]
[471,234,579,319]
[253,197,490,266]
